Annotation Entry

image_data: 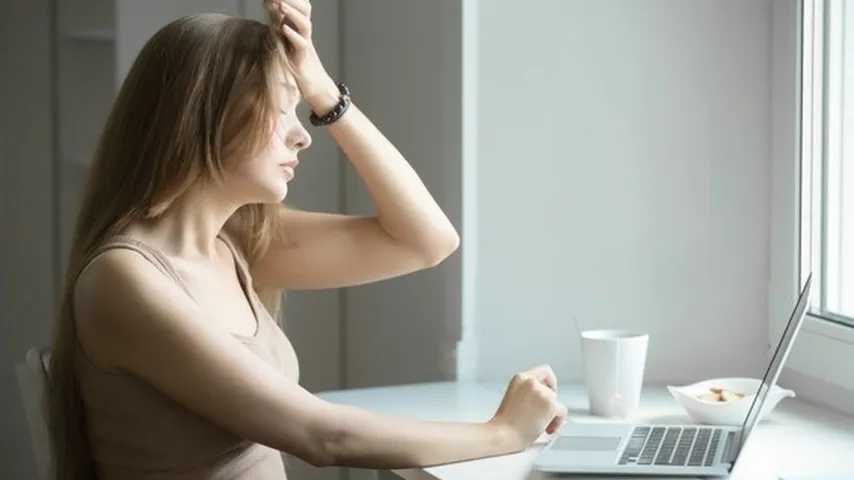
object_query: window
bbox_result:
[800,0,854,329]
[767,0,854,406]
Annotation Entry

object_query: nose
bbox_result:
[289,123,312,151]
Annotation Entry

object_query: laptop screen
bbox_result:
[730,273,812,466]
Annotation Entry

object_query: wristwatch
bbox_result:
[309,81,351,126]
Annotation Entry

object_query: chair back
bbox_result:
[15,346,54,480]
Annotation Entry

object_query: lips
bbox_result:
[278,158,298,182]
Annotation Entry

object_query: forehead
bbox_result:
[277,73,301,102]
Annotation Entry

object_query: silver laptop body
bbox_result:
[534,273,813,477]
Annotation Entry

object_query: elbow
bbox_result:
[424,229,460,267]
[307,434,339,468]
[307,434,337,468]
[310,411,348,468]
[280,436,335,468]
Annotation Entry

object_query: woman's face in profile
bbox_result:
[228,73,311,204]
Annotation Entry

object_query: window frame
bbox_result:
[772,0,854,395]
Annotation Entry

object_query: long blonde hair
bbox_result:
[47,13,296,479]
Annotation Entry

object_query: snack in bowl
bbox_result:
[667,377,796,425]
[696,387,746,403]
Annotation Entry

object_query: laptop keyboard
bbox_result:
[618,426,722,467]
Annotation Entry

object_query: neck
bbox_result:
[124,181,244,262]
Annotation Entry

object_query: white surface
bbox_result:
[317,380,854,480]
[667,377,796,426]
[779,476,854,480]
[581,330,649,418]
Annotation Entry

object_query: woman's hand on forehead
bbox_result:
[263,0,338,113]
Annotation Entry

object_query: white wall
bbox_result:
[463,0,774,385]
[768,0,800,353]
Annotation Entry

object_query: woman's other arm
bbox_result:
[75,250,565,468]
[324,369,567,468]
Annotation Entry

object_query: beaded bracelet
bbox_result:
[309,81,351,126]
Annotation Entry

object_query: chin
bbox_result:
[266,185,288,203]
[250,181,288,204]
[244,168,289,200]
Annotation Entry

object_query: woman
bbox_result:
[47,1,568,478]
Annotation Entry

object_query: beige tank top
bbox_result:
[73,231,300,479]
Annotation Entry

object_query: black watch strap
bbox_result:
[309,81,351,126]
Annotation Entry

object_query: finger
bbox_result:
[264,0,278,14]
[278,0,310,17]
[267,0,287,20]
[278,22,308,49]
[278,1,312,36]
[526,364,558,392]
[545,401,568,434]
[266,4,283,26]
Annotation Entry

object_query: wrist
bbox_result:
[486,418,522,455]
[305,80,342,116]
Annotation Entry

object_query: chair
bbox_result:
[15,346,53,480]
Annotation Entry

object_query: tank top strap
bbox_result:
[91,234,198,303]
[214,230,265,323]
[215,230,250,277]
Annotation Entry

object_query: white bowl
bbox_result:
[667,377,795,426]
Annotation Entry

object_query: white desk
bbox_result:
[317,381,854,480]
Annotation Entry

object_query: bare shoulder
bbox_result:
[73,247,175,372]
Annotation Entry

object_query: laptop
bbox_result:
[534,273,813,477]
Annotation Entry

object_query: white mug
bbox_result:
[580,329,649,419]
